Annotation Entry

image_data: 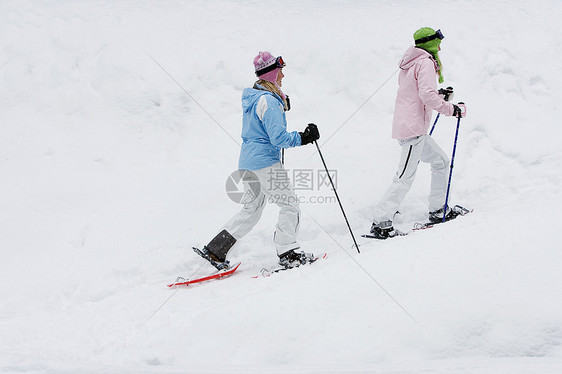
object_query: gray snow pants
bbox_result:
[224,162,300,256]
[373,135,450,223]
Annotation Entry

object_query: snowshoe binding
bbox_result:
[364,220,398,240]
[428,205,470,224]
[278,250,315,270]
[193,229,237,271]
[193,246,231,271]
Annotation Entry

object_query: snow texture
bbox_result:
[1,0,561,373]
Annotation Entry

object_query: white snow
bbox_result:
[1,0,562,373]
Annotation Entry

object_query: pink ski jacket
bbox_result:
[392,46,455,140]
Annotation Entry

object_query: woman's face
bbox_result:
[276,69,284,86]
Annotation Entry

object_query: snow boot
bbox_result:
[369,220,396,240]
[278,249,315,269]
[201,230,236,267]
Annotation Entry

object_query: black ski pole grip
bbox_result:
[456,102,465,118]
[445,86,453,101]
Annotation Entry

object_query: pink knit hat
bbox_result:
[253,51,284,84]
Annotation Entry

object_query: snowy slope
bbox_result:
[1,0,562,373]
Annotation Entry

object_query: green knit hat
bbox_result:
[414,27,444,83]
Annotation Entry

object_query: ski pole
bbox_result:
[442,105,463,223]
[314,141,360,253]
[429,114,440,136]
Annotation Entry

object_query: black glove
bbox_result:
[299,123,320,146]
[452,102,467,118]
[438,86,454,101]
[452,105,461,117]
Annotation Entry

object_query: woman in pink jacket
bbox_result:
[370,27,466,239]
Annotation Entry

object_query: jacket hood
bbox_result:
[399,46,437,70]
[241,85,281,113]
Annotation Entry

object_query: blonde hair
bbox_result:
[255,79,288,111]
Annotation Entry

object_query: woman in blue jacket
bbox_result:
[196,51,319,270]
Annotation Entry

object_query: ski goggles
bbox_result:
[255,56,286,76]
[415,29,444,45]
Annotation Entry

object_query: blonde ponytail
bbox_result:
[255,80,289,111]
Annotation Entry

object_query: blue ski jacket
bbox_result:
[238,85,301,170]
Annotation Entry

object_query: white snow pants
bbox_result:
[373,135,450,223]
[224,162,300,256]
